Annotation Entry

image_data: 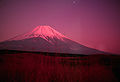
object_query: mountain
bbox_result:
[0,25,106,55]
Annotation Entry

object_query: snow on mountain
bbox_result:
[0,25,107,55]
[9,25,66,42]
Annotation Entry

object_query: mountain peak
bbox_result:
[31,25,66,38]
[9,25,66,41]
[32,25,55,34]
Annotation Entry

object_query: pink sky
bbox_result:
[0,0,120,54]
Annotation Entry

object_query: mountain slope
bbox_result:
[0,25,107,54]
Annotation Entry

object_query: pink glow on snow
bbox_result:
[31,25,66,38]
[9,25,67,42]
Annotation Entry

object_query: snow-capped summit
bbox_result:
[9,25,66,42]
[30,25,66,40]
[0,25,107,55]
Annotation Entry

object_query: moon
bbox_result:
[73,1,76,4]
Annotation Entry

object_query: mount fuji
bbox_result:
[0,25,106,55]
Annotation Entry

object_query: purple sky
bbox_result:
[0,0,120,54]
